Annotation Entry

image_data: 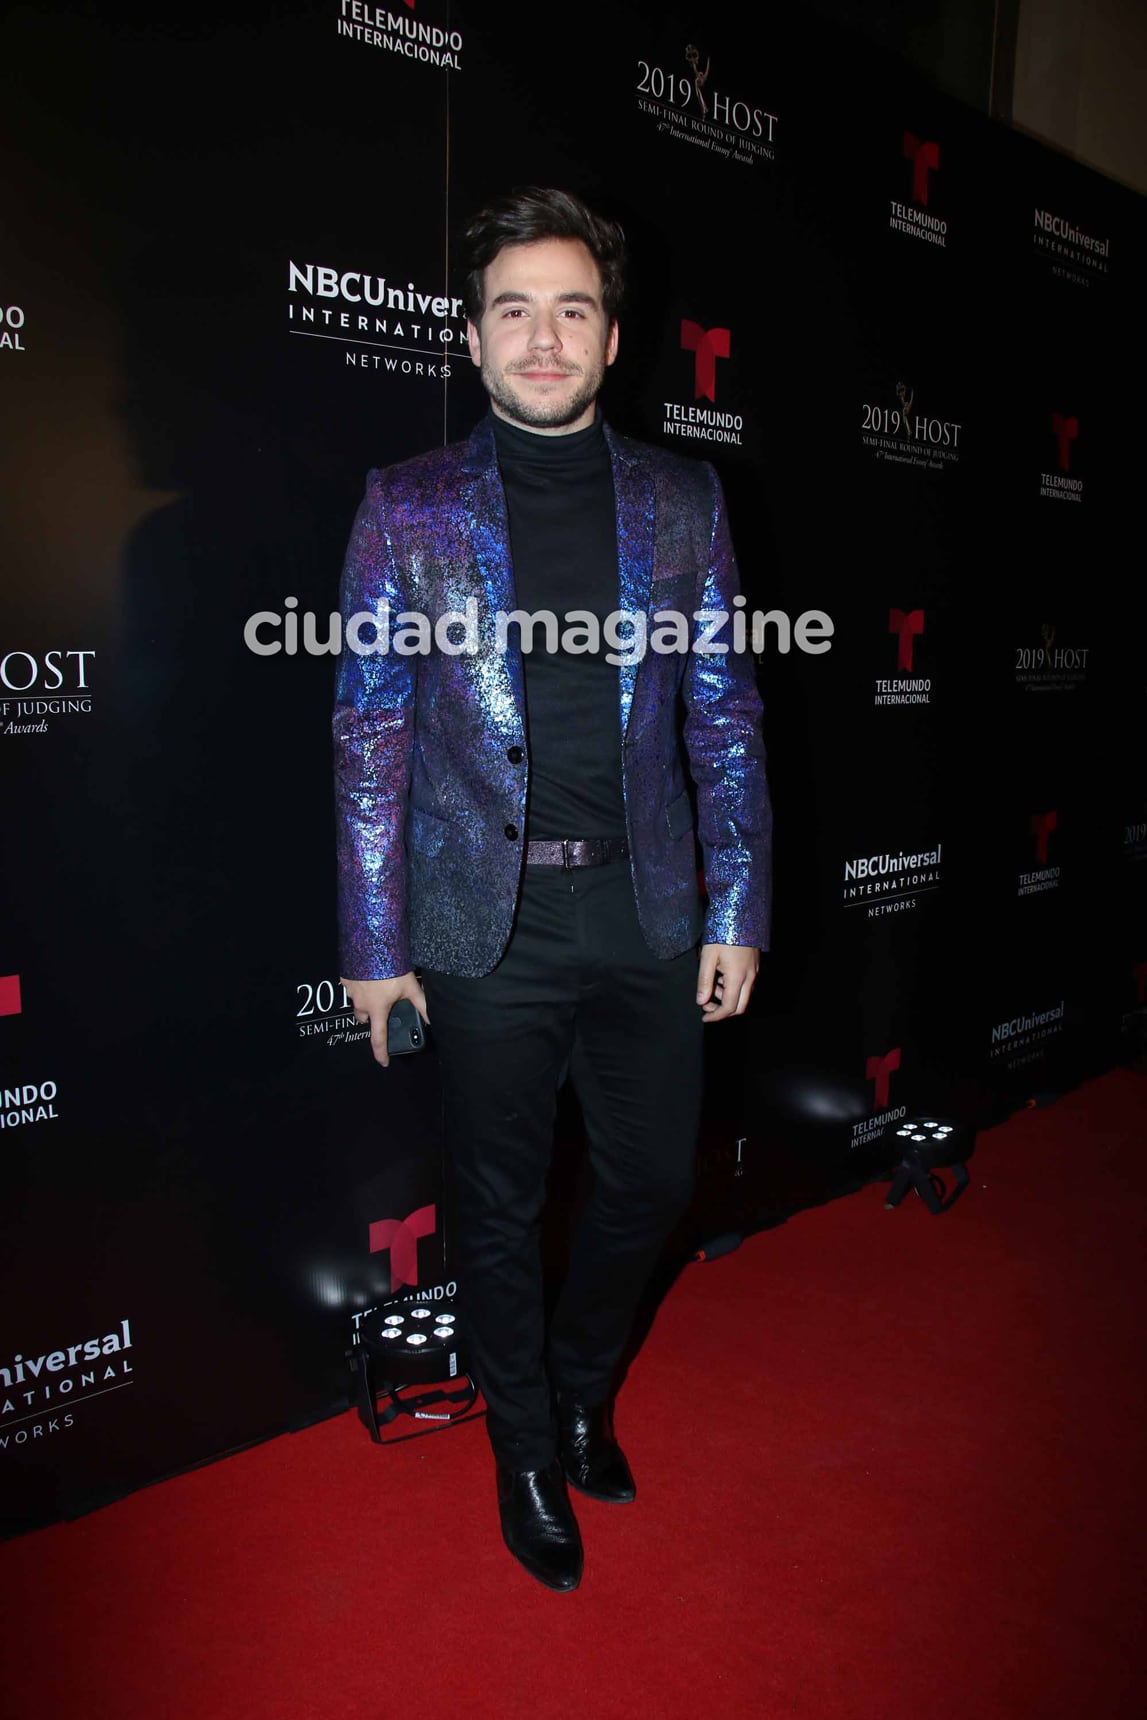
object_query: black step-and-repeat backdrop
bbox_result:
[2,0,1143,1535]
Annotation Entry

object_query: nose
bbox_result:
[527,307,562,351]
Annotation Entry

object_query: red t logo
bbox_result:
[1030,810,1058,863]
[888,608,925,673]
[0,974,21,1016]
[1051,413,1078,472]
[681,321,730,402]
[369,1203,436,1291]
[866,1048,902,1111]
[903,134,940,205]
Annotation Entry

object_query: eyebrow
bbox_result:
[489,289,600,307]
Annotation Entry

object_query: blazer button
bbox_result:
[504,823,519,840]
[507,745,523,764]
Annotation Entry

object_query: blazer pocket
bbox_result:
[407,806,448,857]
[664,790,694,841]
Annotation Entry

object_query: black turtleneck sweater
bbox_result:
[491,410,627,842]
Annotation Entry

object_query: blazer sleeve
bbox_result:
[332,470,417,980]
[682,463,773,950]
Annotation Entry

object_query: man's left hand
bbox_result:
[696,943,760,1021]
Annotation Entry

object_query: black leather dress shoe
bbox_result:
[556,1392,637,1503]
[495,1457,583,1591]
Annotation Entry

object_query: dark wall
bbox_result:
[802,0,1011,112]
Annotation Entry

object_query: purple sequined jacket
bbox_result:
[333,416,772,979]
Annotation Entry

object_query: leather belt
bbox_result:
[525,837,630,869]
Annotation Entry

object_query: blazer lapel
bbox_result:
[459,418,654,745]
[461,419,526,737]
[607,428,655,743]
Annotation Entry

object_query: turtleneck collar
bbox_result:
[490,406,607,466]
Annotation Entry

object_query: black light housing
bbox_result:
[881,1116,975,1214]
[349,1299,477,1442]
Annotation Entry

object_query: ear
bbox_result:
[466,319,482,369]
[605,319,620,368]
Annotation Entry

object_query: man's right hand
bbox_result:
[340,972,430,1069]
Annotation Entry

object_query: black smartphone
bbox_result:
[386,997,428,1056]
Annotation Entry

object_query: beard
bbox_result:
[481,354,606,431]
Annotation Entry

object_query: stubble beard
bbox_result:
[482,355,605,431]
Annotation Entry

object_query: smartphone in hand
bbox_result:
[387,996,428,1056]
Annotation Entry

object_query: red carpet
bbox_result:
[2,1068,1144,1720]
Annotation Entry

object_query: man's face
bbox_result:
[467,236,619,435]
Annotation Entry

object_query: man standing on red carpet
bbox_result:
[334,187,772,1590]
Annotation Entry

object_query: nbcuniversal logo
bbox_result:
[1,1318,135,1449]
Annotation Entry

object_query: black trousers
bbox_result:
[421,859,703,1470]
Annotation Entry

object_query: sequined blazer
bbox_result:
[333,416,772,979]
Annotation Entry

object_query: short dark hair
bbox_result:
[460,186,627,324]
